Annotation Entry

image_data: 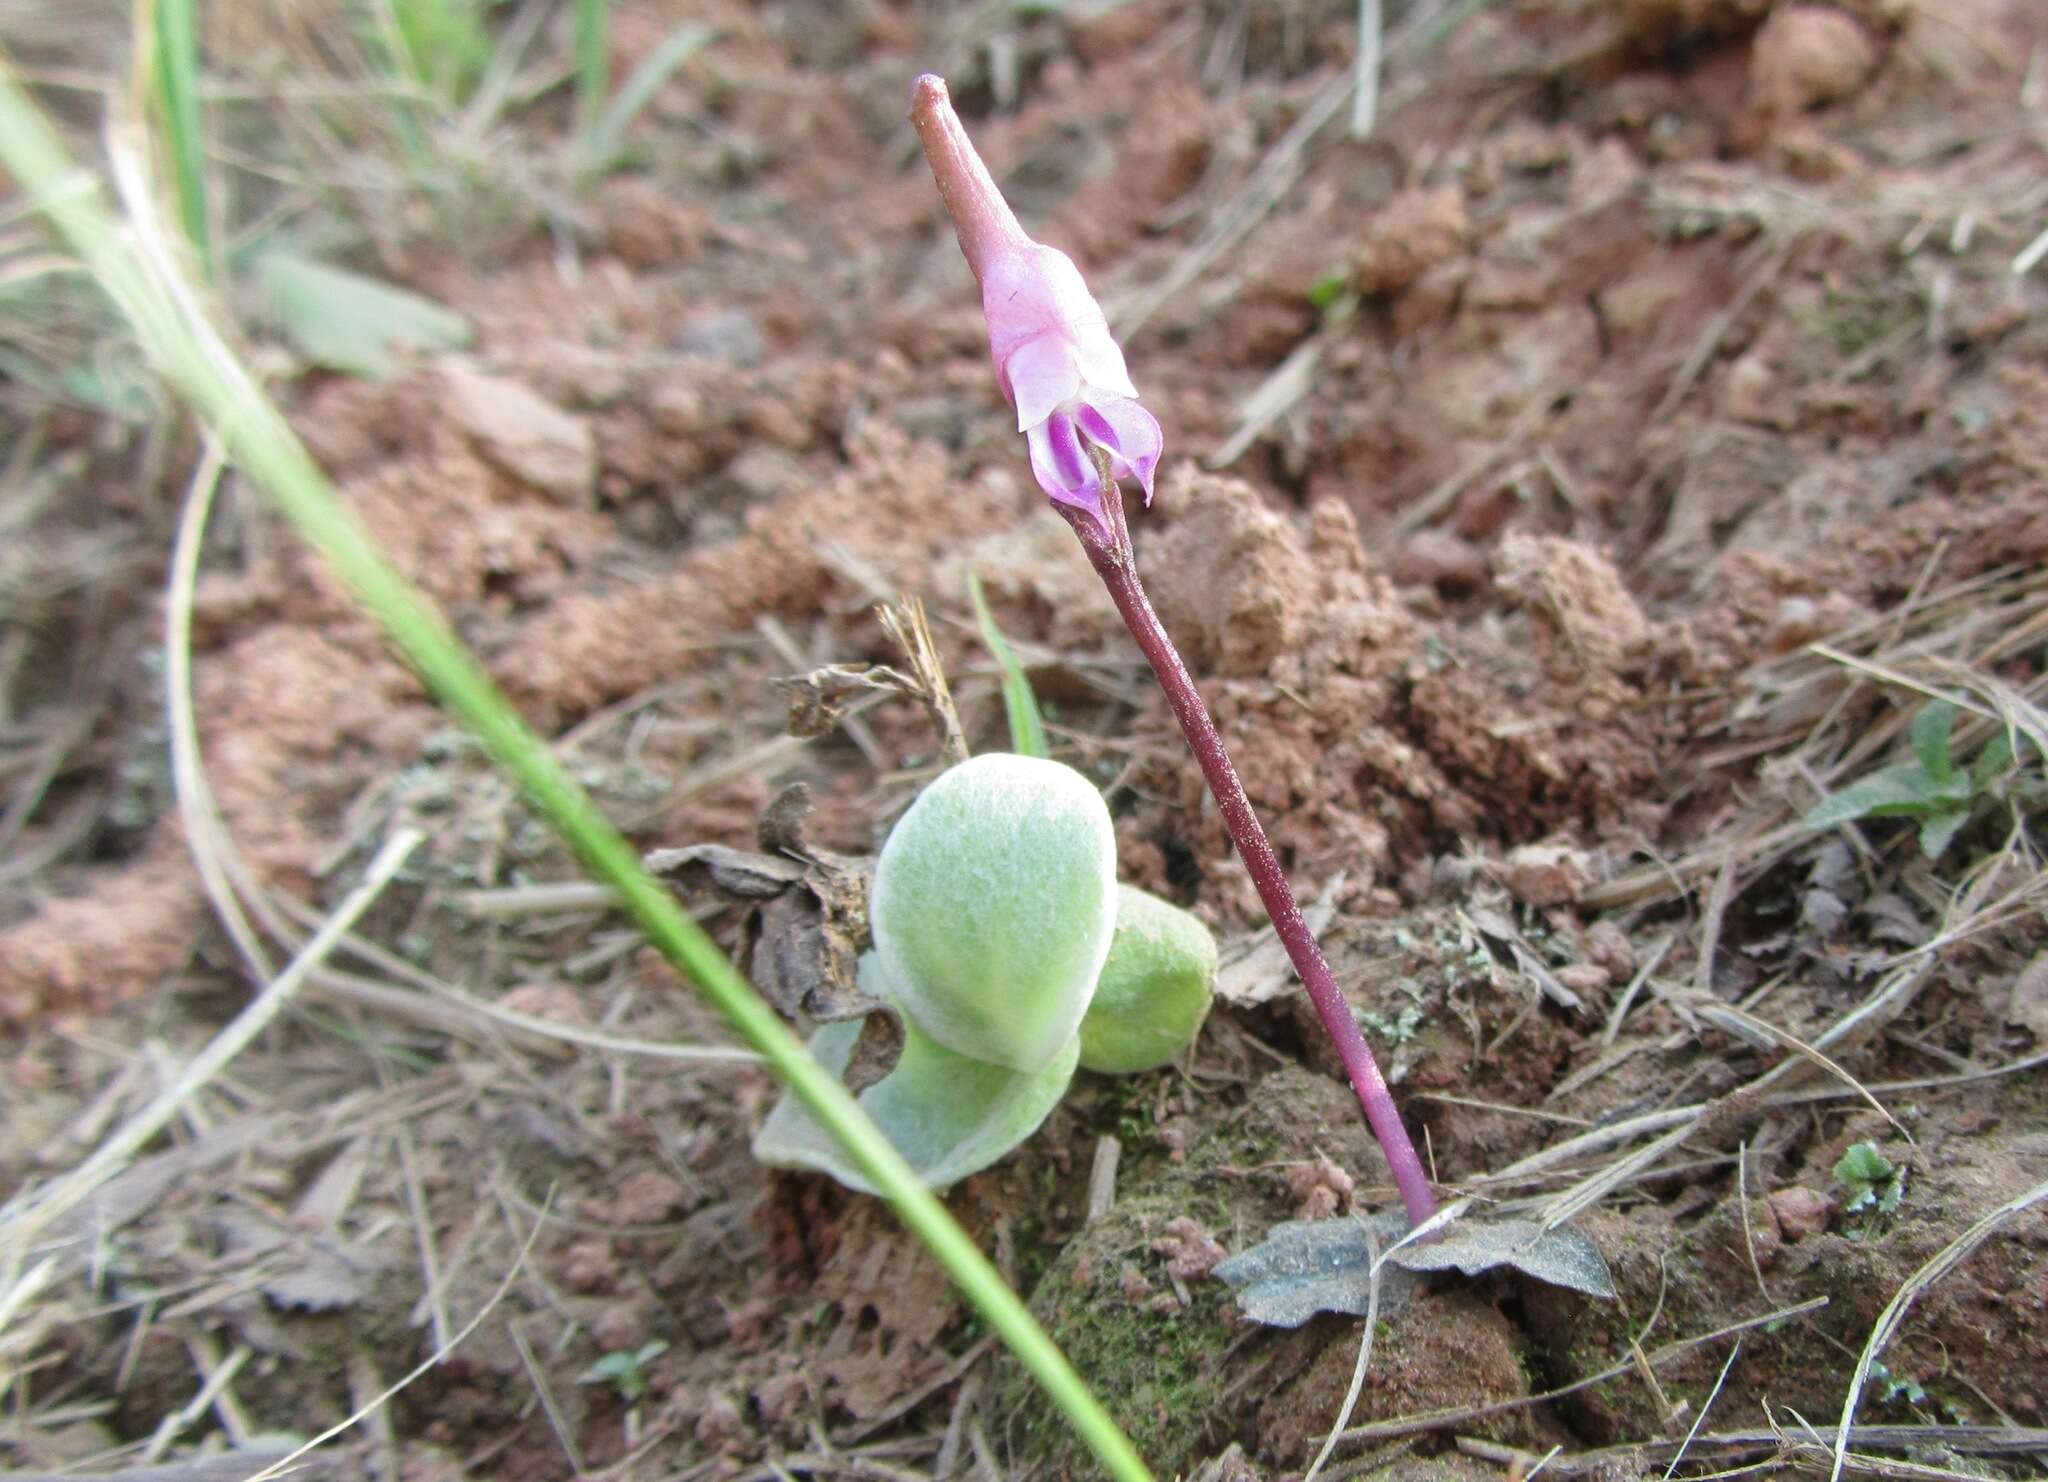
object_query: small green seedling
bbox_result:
[577,1339,669,1402]
[1803,700,2034,860]
[754,754,1218,1191]
[1865,1360,1927,1409]
[1306,272,1349,312]
[1834,1141,1904,1217]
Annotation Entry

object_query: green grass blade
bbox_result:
[147,0,212,280]
[0,55,1151,1482]
[574,0,610,134]
[582,23,714,174]
[968,572,1049,759]
[385,0,492,102]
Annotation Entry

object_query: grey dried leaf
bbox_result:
[643,842,805,899]
[1463,901,1521,944]
[2004,952,2048,1039]
[1384,1217,1616,1299]
[1214,1212,1615,1328]
[647,787,879,1027]
[1189,1444,1261,1482]
[758,780,818,856]
[261,1243,373,1311]
[212,1208,373,1310]
[751,884,867,1023]
[1210,1210,1412,1328]
[1801,887,1848,937]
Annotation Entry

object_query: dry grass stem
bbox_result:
[1601,931,1675,1045]
[1303,1227,1383,1482]
[0,826,422,1266]
[1828,1178,2048,1482]
[1335,1296,1830,1448]
[510,1316,587,1475]
[233,1193,551,1482]
[1651,237,1798,423]
[394,1122,450,1350]
[447,880,617,918]
[1688,1001,1908,1142]
[1662,1341,1742,1479]
[1453,1423,2048,1481]
[1086,1134,1122,1223]
[876,596,968,768]
[1493,951,1939,1218]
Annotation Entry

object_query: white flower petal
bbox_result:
[1072,324,1139,402]
[1004,334,1082,431]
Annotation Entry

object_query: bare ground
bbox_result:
[3,1,2047,1479]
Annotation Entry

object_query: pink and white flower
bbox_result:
[911,75,1161,536]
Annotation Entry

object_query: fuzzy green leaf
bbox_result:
[1917,807,1970,859]
[872,755,1116,1074]
[1803,765,1942,831]
[1078,885,1217,1074]
[1971,728,2016,791]
[256,251,471,380]
[753,1005,1078,1193]
[1909,701,1958,783]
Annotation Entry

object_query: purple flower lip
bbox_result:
[910,75,1161,536]
[1025,394,1161,533]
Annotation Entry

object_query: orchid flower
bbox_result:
[911,76,1160,537]
[909,73,1440,1231]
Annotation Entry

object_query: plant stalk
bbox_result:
[1063,488,1439,1229]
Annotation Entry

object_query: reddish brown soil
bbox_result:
[5,2,2047,1479]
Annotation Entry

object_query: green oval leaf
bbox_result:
[1910,700,1958,783]
[1079,885,1217,1074]
[753,1006,1079,1193]
[872,755,1116,1073]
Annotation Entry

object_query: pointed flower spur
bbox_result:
[910,75,1160,537]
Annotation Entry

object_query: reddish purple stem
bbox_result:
[1062,489,1439,1229]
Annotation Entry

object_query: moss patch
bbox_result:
[1000,1195,1239,1478]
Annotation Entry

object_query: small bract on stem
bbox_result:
[911,72,1438,1230]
